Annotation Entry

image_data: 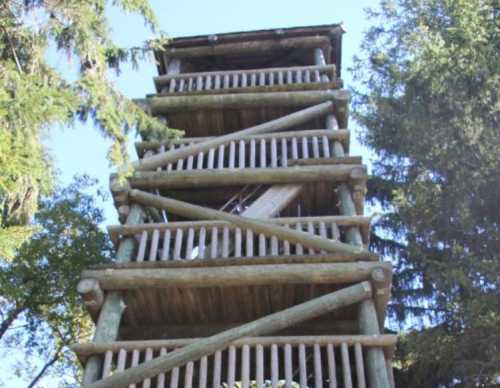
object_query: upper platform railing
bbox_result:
[153,64,339,95]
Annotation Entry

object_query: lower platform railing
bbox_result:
[73,335,396,388]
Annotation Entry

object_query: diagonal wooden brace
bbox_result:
[84,281,372,388]
[129,189,370,256]
[133,101,334,171]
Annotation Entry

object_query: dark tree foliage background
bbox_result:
[353,0,499,386]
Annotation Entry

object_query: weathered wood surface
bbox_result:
[82,262,390,289]
[128,190,370,255]
[133,102,334,171]
[76,278,103,321]
[84,281,372,388]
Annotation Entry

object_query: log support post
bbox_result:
[82,204,146,384]
[77,278,104,321]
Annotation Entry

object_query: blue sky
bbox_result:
[46,0,378,227]
[12,1,380,386]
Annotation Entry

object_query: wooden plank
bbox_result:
[299,343,307,388]
[314,344,323,388]
[327,344,337,388]
[271,344,279,388]
[341,343,353,388]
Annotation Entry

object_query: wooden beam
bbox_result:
[82,205,145,384]
[133,102,334,171]
[76,278,103,321]
[137,89,350,114]
[84,281,372,388]
[128,190,370,255]
[81,262,391,289]
[287,156,362,166]
[161,36,331,59]
[128,164,366,190]
[239,184,302,218]
[73,335,396,358]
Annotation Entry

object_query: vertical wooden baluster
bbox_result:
[246,229,254,257]
[205,75,212,91]
[198,356,208,388]
[235,227,242,257]
[299,344,307,388]
[277,71,284,85]
[214,75,221,90]
[239,140,246,169]
[128,349,140,388]
[187,77,194,92]
[259,71,266,86]
[166,145,175,171]
[281,138,288,167]
[286,70,293,84]
[196,75,203,91]
[304,70,311,83]
[302,137,310,159]
[196,151,204,170]
[169,79,176,93]
[184,360,194,388]
[186,143,195,170]
[198,227,206,259]
[223,74,230,89]
[229,141,236,169]
[241,344,250,388]
[143,347,154,388]
[178,79,185,92]
[116,348,127,373]
[258,233,267,256]
[270,138,278,168]
[295,223,304,255]
[210,227,218,259]
[217,144,225,169]
[284,344,293,388]
[322,135,331,157]
[250,139,256,168]
[185,227,195,259]
[319,222,328,254]
[283,224,291,255]
[291,137,299,160]
[314,70,321,82]
[307,222,316,254]
[161,229,171,261]
[312,136,320,158]
[156,348,167,388]
[260,139,267,168]
[158,144,166,171]
[270,235,279,256]
[268,71,274,86]
[314,344,323,388]
[296,69,303,84]
[232,73,239,88]
[256,345,264,388]
[327,344,337,388]
[271,344,279,388]
[212,350,222,388]
[207,148,215,169]
[175,155,184,171]
[136,231,148,262]
[241,73,248,87]
[222,227,229,258]
[331,222,341,240]
[250,73,257,86]
[149,229,160,261]
[354,344,366,388]
[341,343,353,388]
[227,346,236,388]
[173,228,183,260]
[101,350,113,379]
[169,349,180,388]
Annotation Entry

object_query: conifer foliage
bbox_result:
[353,1,499,386]
[0,0,181,257]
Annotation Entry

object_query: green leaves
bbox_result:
[353,0,499,386]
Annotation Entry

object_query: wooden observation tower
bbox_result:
[74,24,396,388]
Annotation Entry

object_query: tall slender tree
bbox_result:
[353,1,499,386]
[0,0,182,257]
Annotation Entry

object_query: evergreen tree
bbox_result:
[0,0,181,257]
[353,1,499,386]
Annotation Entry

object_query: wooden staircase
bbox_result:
[74,24,396,388]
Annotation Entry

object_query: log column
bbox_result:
[82,204,146,384]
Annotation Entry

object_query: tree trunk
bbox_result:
[0,305,25,339]
[26,345,63,388]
